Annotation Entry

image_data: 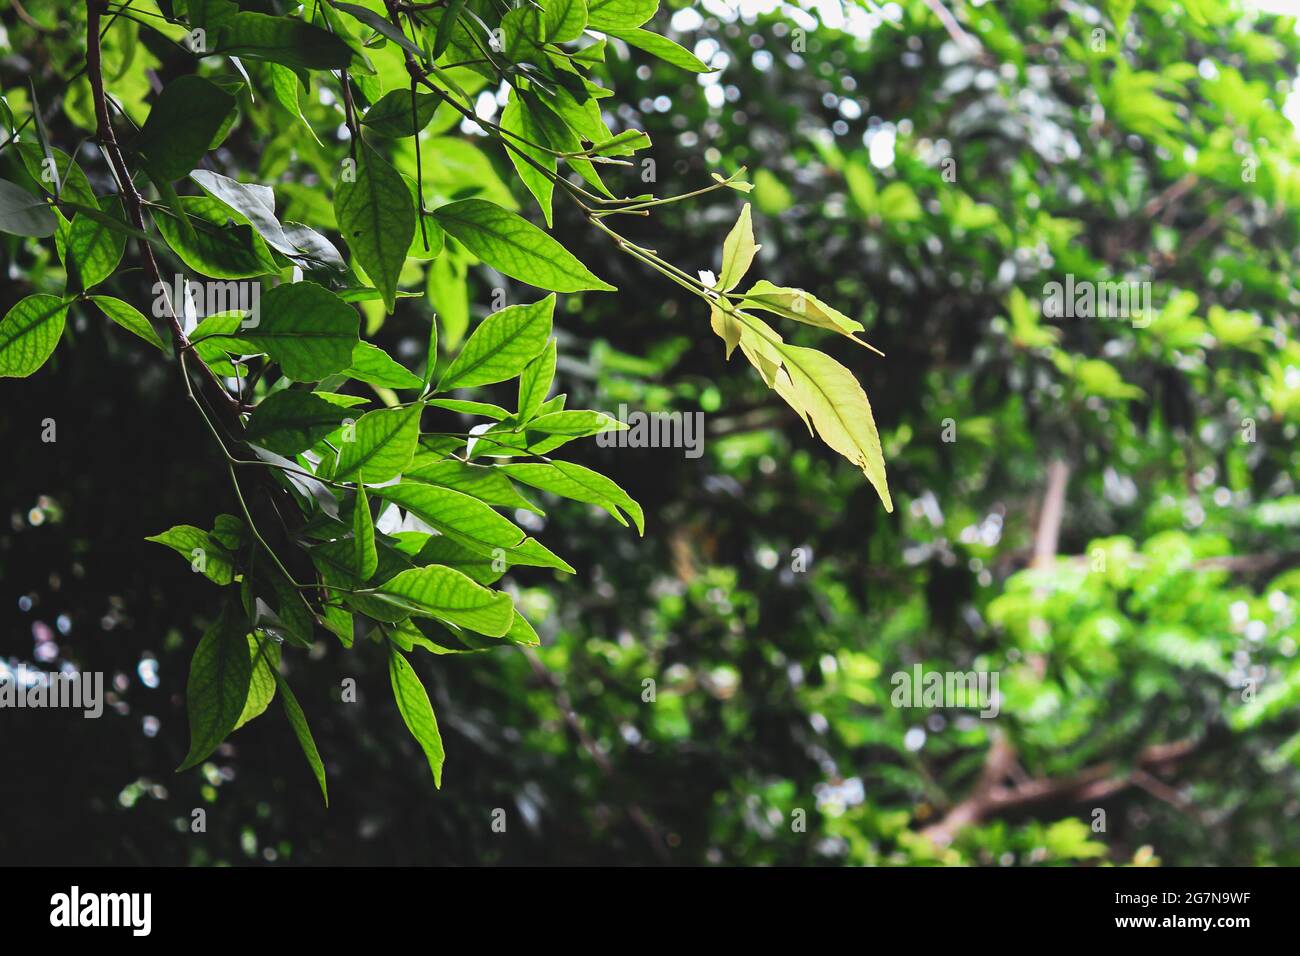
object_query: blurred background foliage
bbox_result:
[3,0,1300,865]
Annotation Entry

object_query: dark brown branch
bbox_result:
[84,0,241,418]
[921,736,1204,845]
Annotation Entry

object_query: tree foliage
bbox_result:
[3,0,1300,867]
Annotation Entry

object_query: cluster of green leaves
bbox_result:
[0,0,891,797]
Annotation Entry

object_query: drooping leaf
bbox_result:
[500,91,556,227]
[276,673,328,806]
[329,1,426,60]
[352,484,378,580]
[387,645,445,787]
[772,341,892,511]
[335,139,416,313]
[505,609,541,646]
[89,296,168,352]
[265,63,324,147]
[233,634,281,731]
[177,605,253,771]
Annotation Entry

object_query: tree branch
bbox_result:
[84,0,241,418]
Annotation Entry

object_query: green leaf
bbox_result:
[500,91,556,228]
[437,295,554,391]
[15,143,96,208]
[433,198,615,293]
[717,203,759,293]
[145,524,237,585]
[0,178,56,237]
[178,605,253,771]
[739,280,874,348]
[1108,0,1136,30]
[335,140,416,313]
[607,27,711,72]
[591,129,652,157]
[523,409,622,438]
[265,63,324,147]
[397,534,504,586]
[587,0,658,30]
[517,338,557,422]
[433,0,470,59]
[59,197,126,292]
[501,460,644,533]
[406,458,542,513]
[372,565,514,636]
[427,253,469,349]
[0,294,69,378]
[362,89,441,138]
[329,1,426,60]
[89,296,168,352]
[709,301,742,358]
[345,341,425,389]
[544,0,588,41]
[353,485,379,580]
[233,634,281,731]
[506,609,541,646]
[276,673,328,806]
[222,281,359,380]
[245,389,351,455]
[190,170,344,272]
[425,398,512,419]
[217,11,355,71]
[387,645,445,787]
[772,341,892,512]
[134,75,237,182]
[335,404,423,483]
[374,482,526,554]
[154,196,279,278]
[496,536,576,574]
